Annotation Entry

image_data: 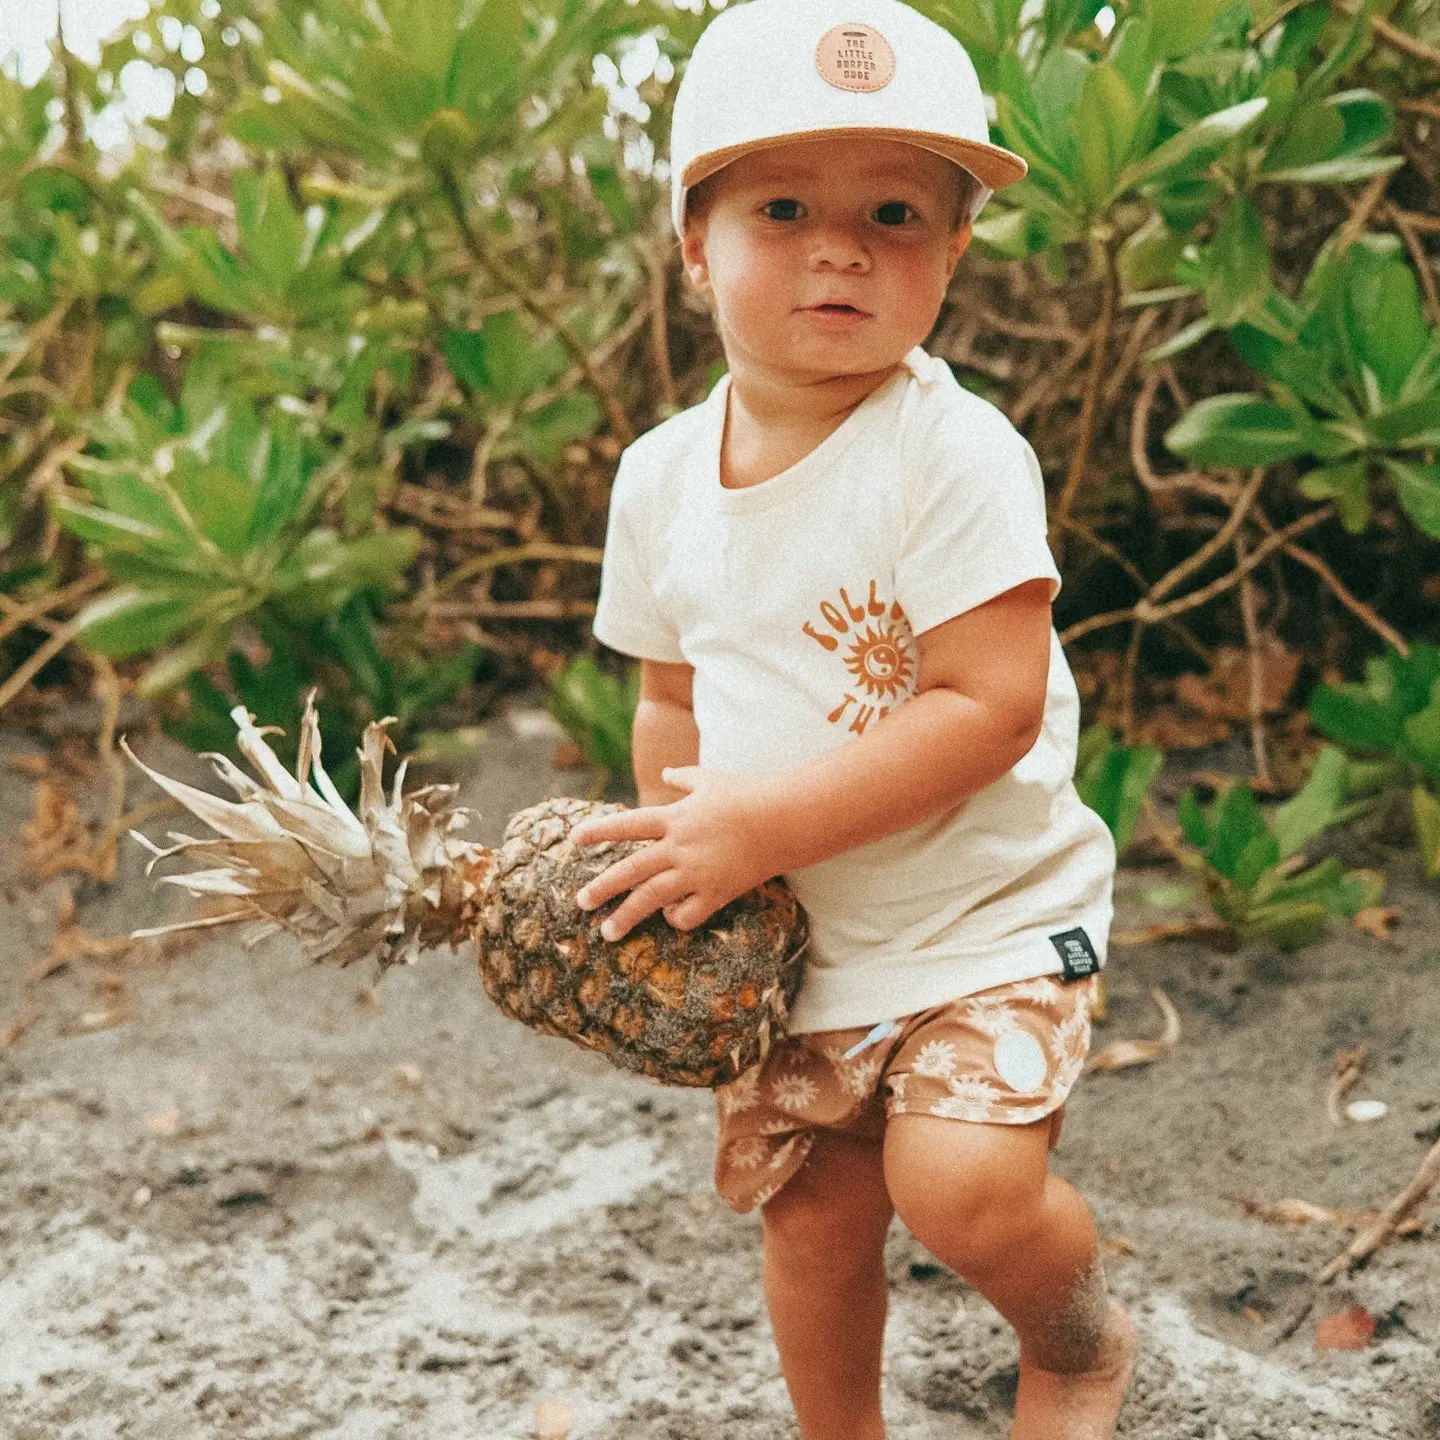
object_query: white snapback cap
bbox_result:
[668,0,1026,235]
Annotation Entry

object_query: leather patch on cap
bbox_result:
[815,23,896,93]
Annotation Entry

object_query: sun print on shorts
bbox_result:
[840,1052,885,1096]
[1006,976,1063,1005]
[910,1038,959,1077]
[717,1068,762,1118]
[771,1072,820,1113]
[967,994,1027,1038]
[726,1136,769,1171]
[759,1115,799,1137]
[932,1074,1007,1118]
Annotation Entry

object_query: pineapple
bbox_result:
[125,698,807,1088]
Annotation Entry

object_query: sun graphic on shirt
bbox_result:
[843,622,915,700]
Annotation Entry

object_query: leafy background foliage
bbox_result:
[1,0,1438,939]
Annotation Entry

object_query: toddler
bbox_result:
[571,0,1136,1434]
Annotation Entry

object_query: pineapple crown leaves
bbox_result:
[123,694,487,970]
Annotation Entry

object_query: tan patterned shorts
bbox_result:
[713,973,1098,1214]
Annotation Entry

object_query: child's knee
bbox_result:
[761,1146,891,1278]
[884,1116,1051,1269]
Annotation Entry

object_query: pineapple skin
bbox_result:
[477,797,807,1088]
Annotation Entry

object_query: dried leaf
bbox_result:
[1133,712,1233,750]
[1315,1306,1375,1351]
[1087,988,1180,1072]
[1327,1047,1366,1126]
[1102,1235,1140,1257]
[32,923,135,981]
[534,1401,575,1439]
[1176,642,1301,721]
[553,740,586,769]
[1350,1210,1423,1237]
[1239,1196,1346,1226]
[1111,918,1233,947]
[1353,907,1400,940]
[1,1004,42,1050]
[1241,1306,1266,1326]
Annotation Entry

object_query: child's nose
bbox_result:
[808,223,870,272]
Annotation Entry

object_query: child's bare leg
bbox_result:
[883,1114,1135,1440]
[760,1133,895,1440]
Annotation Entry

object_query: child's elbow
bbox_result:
[998,698,1045,769]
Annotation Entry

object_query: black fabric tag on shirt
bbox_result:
[1049,927,1101,982]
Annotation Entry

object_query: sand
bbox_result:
[0,709,1436,1438]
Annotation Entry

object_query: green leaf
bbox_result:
[1202,197,1271,327]
[1208,783,1267,879]
[1262,101,1344,174]
[1309,680,1402,753]
[1271,746,1349,858]
[1412,786,1440,879]
[1387,460,1440,539]
[1345,245,1429,399]
[270,527,421,607]
[52,497,175,553]
[1232,831,1281,892]
[518,391,602,462]
[248,414,311,544]
[356,45,442,132]
[1258,153,1403,186]
[378,0,462,82]
[233,169,307,296]
[972,205,1050,259]
[1239,898,1330,950]
[1075,734,1163,854]
[1069,63,1139,205]
[1117,96,1267,192]
[1119,213,1186,292]
[547,655,638,774]
[1299,461,1369,534]
[136,625,231,697]
[75,586,204,656]
[1402,693,1440,781]
[1177,788,1210,848]
[1148,0,1231,60]
[1164,394,1310,466]
[452,0,528,119]
[444,311,539,402]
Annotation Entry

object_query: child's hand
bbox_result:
[570,768,777,941]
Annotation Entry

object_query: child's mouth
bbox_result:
[802,303,870,319]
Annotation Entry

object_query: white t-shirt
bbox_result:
[592,346,1115,1034]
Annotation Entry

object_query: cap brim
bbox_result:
[682,127,1027,196]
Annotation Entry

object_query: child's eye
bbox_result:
[762,198,805,221]
[874,201,917,226]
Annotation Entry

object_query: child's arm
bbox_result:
[573,578,1053,939]
[631,659,699,807]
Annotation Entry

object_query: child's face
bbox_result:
[680,137,972,383]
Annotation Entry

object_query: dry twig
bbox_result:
[1368,12,1440,66]
[1317,1135,1440,1284]
[1087,988,1181,1072]
[1050,250,1118,558]
[1325,1047,1367,1127]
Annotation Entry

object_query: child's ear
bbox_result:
[680,221,712,296]
[948,220,973,274]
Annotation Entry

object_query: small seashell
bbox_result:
[1345,1099,1388,1123]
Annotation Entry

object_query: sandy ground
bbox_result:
[1,706,1438,1439]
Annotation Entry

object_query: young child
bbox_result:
[570,0,1137,1434]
